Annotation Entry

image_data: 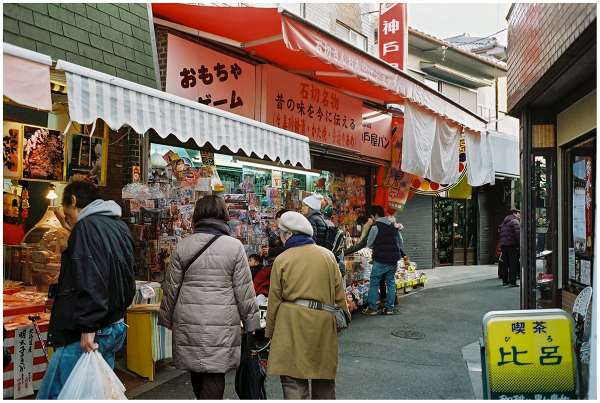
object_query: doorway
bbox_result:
[435,198,477,266]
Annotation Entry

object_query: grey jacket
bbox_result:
[159,219,260,373]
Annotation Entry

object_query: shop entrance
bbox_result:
[434,198,477,266]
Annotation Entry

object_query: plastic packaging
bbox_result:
[57,351,127,400]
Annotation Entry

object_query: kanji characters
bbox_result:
[214,62,228,82]
[198,65,214,85]
[497,346,532,366]
[330,92,340,110]
[383,18,401,35]
[300,83,309,99]
[383,41,401,56]
[322,90,329,107]
[539,346,562,365]
[297,101,306,116]
[180,68,197,88]
[310,85,320,103]
[533,321,547,334]
[316,107,324,121]
[512,322,526,335]
[334,113,341,127]
[230,63,242,79]
[276,94,285,110]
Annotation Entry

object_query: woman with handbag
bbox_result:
[159,195,260,399]
[266,211,350,400]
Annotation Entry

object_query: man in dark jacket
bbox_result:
[363,205,403,316]
[37,181,135,399]
[499,209,521,287]
[301,195,329,247]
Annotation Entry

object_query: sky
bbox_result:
[407,3,511,46]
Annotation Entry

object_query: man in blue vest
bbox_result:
[362,205,403,315]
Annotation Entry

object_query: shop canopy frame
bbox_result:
[151,4,487,133]
[54,60,311,169]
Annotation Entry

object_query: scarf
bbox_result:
[285,234,315,249]
[193,218,231,236]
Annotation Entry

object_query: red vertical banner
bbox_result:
[379,3,408,71]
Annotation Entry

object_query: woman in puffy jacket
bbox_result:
[159,195,260,399]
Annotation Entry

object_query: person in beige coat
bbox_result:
[159,195,260,399]
[266,211,350,400]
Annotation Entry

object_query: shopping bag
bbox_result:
[57,351,127,400]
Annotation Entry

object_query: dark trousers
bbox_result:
[190,372,225,400]
[501,246,519,285]
[280,375,336,400]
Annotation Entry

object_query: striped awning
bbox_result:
[54,60,311,168]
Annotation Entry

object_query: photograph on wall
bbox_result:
[22,125,64,181]
[3,122,22,179]
[67,134,105,185]
[572,160,587,254]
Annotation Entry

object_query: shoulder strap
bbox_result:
[173,234,221,305]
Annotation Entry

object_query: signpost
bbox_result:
[481,309,578,399]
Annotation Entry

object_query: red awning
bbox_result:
[151,4,486,133]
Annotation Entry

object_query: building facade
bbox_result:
[506,3,596,312]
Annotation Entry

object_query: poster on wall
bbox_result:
[580,260,591,286]
[22,125,64,181]
[13,326,35,399]
[165,34,256,118]
[67,134,105,185]
[260,64,363,151]
[568,248,576,281]
[3,122,22,179]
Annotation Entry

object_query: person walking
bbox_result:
[499,208,521,287]
[362,205,403,316]
[301,194,329,247]
[266,211,349,400]
[159,195,260,400]
[38,181,135,399]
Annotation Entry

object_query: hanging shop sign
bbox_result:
[378,3,408,70]
[260,64,362,151]
[165,34,256,118]
[410,135,467,194]
[13,326,35,399]
[361,107,392,161]
[481,309,577,400]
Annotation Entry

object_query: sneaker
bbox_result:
[362,307,379,316]
[383,308,395,315]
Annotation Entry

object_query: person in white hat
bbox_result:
[265,211,349,400]
[301,194,330,248]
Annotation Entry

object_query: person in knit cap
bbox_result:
[301,194,329,248]
[266,212,349,399]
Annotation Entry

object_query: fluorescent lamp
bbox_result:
[234,159,321,177]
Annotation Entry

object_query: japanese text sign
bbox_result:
[482,309,577,400]
[361,107,392,160]
[379,3,407,70]
[166,34,256,118]
[13,326,34,399]
[260,64,362,151]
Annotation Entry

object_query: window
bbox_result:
[563,133,595,294]
[440,82,477,113]
[335,21,368,51]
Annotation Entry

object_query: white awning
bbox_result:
[54,60,311,168]
[488,130,520,178]
[3,43,52,110]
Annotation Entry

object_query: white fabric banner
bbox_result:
[401,103,436,178]
[3,44,52,111]
[55,60,311,169]
[426,117,461,184]
[465,130,495,187]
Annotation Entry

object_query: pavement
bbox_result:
[131,265,519,400]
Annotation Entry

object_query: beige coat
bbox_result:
[266,243,349,380]
[159,221,260,374]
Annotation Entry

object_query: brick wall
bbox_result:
[506,3,596,112]
[3,3,158,88]
[155,24,168,91]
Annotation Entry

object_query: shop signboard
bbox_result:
[378,3,408,70]
[361,107,392,161]
[481,309,577,400]
[260,64,363,151]
[165,34,256,118]
[13,326,34,399]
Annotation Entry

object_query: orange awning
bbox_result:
[151,4,486,133]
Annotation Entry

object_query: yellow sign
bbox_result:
[482,309,577,399]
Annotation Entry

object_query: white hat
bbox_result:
[302,195,322,211]
[278,211,314,237]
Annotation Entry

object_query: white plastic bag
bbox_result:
[57,351,127,400]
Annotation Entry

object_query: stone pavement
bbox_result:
[131,265,517,400]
